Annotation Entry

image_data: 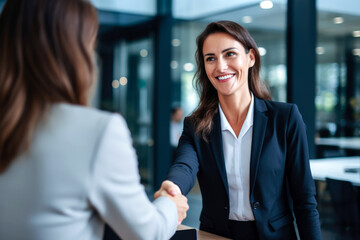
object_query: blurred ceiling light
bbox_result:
[170,60,178,69]
[172,39,181,47]
[316,46,325,55]
[119,77,128,86]
[352,49,360,56]
[183,63,195,72]
[260,0,273,9]
[333,17,344,24]
[112,80,120,88]
[140,49,148,57]
[258,47,267,56]
[242,16,253,23]
[352,30,360,37]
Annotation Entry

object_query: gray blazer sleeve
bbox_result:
[89,115,178,240]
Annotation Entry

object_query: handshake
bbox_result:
[154,180,189,225]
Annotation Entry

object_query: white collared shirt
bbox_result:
[219,93,255,221]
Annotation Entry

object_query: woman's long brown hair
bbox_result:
[190,21,272,140]
[0,0,98,173]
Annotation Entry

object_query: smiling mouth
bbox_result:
[216,74,235,81]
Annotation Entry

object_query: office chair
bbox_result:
[325,178,360,234]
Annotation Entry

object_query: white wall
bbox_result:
[318,0,360,16]
[90,0,156,16]
[89,0,360,19]
[172,0,287,19]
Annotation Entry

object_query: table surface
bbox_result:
[316,137,360,150]
[177,225,231,240]
[310,156,360,186]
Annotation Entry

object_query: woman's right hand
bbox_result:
[154,180,187,224]
[154,180,182,198]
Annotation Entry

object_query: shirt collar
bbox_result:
[243,92,254,133]
[219,104,232,132]
[219,92,254,135]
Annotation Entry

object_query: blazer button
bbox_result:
[224,206,228,210]
[253,202,260,209]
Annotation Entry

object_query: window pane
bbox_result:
[316,0,360,137]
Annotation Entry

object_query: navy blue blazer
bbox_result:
[167,96,321,240]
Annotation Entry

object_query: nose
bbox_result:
[216,57,228,71]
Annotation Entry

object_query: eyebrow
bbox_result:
[204,47,237,57]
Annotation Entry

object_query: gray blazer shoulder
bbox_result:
[0,103,177,240]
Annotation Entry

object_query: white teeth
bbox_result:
[217,74,233,80]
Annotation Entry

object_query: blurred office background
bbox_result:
[1,0,359,239]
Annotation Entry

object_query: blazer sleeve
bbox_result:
[285,105,322,240]
[88,115,178,240]
[167,117,199,195]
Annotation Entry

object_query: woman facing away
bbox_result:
[0,0,188,239]
[155,21,321,240]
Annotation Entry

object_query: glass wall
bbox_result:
[316,0,360,138]
[315,1,360,238]
[94,2,157,189]
[111,38,155,188]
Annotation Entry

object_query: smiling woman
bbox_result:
[156,21,322,240]
[191,21,271,139]
[202,32,256,136]
[203,32,255,111]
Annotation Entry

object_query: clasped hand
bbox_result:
[154,180,188,225]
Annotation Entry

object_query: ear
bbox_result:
[248,48,256,68]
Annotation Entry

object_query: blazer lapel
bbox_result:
[209,112,229,198]
[250,97,268,196]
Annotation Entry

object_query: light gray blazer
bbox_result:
[0,103,177,240]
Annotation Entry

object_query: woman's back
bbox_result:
[0,1,188,238]
[0,104,178,240]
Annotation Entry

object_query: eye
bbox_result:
[205,56,215,62]
[226,51,236,57]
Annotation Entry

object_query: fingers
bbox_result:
[163,180,182,196]
[153,180,181,199]
[153,180,188,225]
[153,180,188,224]
[174,194,189,225]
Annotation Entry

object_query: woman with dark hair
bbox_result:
[0,0,188,239]
[155,21,321,240]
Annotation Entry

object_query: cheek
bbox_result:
[237,61,250,73]
[235,59,245,68]
[204,65,212,78]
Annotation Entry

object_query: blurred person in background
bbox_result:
[155,21,321,240]
[170,106,184,162]
[0,0,188,239]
